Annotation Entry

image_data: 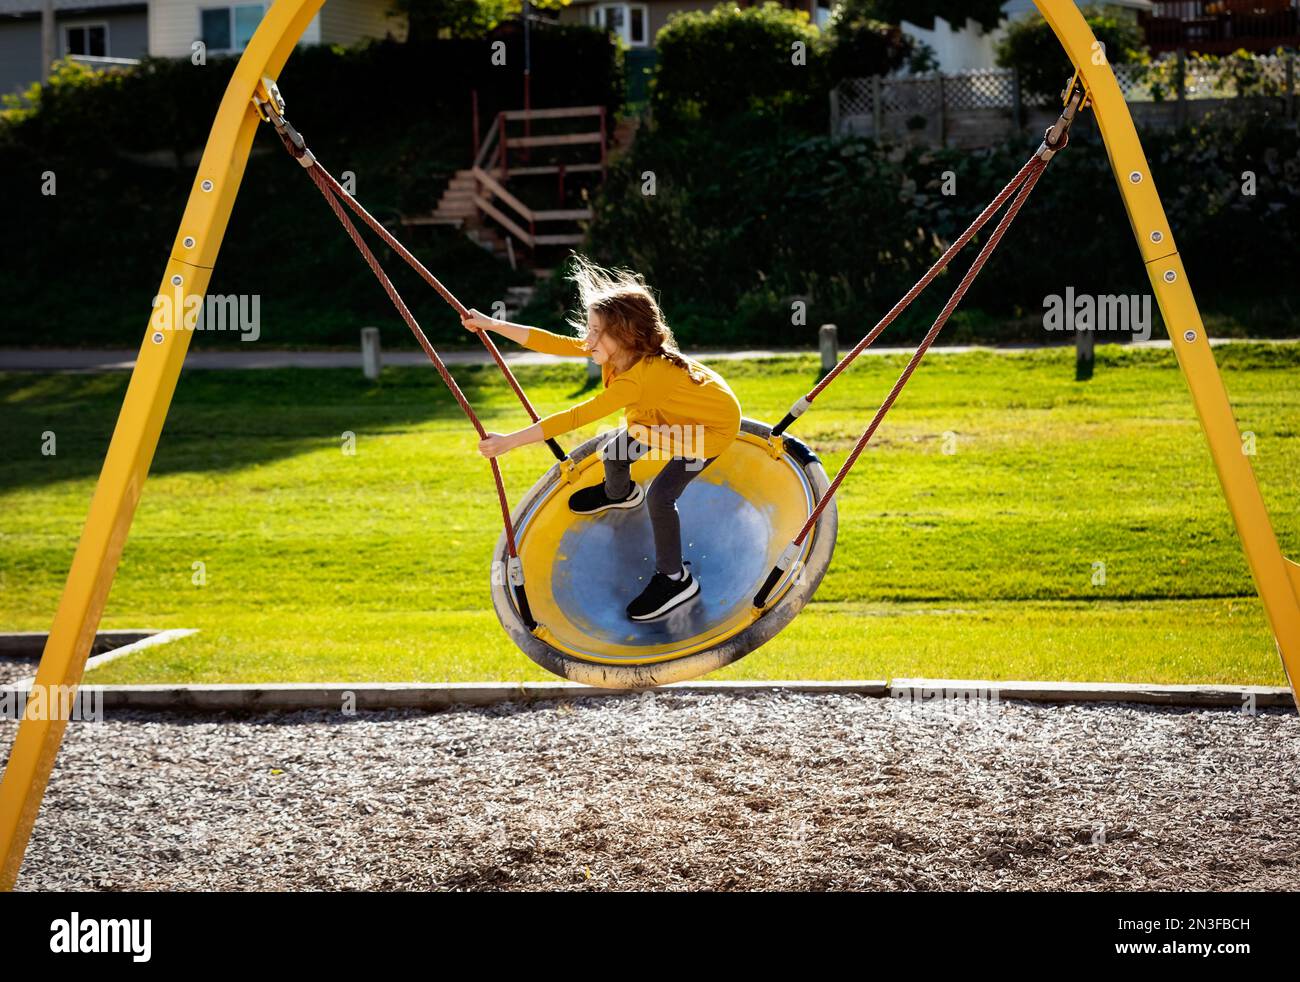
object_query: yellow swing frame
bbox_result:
[2,0,1298,889]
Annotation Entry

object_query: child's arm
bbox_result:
[479,375,642,459]
[479,423,544,459]
[462,309,589,358]
[513,323,590,358]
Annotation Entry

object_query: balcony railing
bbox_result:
[1143,1,1300,53]
[67,55,142,71]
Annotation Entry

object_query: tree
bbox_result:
[824,0,915,81]
[391,0,569,41]
[996,7,1148,101]
[856,0,1007,33]
[652,3,823,123]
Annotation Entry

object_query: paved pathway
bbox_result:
[0,337,1293,373]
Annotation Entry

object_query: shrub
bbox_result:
[392,0,515,40]
[0,31,623,346]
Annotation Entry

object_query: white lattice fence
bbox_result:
[1112,62,1161,102]
[1186,53,1290,98]
[880,76,944,115]
[944,70,1018,110]
[832,68,1031,126]
[832,53,1297,144]
[834,77,875,120]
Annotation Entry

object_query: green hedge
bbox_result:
[4,30,622,164]
[6,25,1295,352]
[563,104,1300,347]
[0,31,622,347]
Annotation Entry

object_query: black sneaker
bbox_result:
[627,568,700,621]
[569,481,644,515]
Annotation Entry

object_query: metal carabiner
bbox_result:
[1038,82,1089,162]
[251,77,316,168]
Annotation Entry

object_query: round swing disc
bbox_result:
[490,419,838,688]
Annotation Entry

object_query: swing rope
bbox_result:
[753,90,1085,608]
[257,95,546,627]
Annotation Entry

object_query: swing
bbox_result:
[490,420,835,687]
[249,75,1080,686]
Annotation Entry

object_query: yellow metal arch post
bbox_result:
[0,0,324,890]
[1,0,1297,890]
[1030,0,1300,702]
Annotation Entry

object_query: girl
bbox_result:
[461,255,742,622]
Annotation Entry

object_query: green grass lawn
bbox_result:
[1,343,1297,686]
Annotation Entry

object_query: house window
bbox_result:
[64,23,108,57]
[590,3,649,47]
[813,0,832,30]
[200,5,266,54]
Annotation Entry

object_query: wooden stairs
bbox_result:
[402,104,641,286]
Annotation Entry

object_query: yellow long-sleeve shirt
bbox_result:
[522,326,742,460]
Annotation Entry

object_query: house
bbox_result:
[1141,1,1300,54]
[0,0,407,97]
[0,0,149,97]
[895,1,1300,72]
[897,1,1155,74]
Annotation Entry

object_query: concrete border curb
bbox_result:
[65,679,890,711]
[4,678,1289,712]
[889,678,1293,709]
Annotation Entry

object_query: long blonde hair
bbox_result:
[563,253,707,384]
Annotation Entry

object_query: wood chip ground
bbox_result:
[3,691,1298,890]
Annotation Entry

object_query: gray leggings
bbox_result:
[601,427,717,576]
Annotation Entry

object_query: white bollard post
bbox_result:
[361,327,381,381]
[819,324,839,378]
